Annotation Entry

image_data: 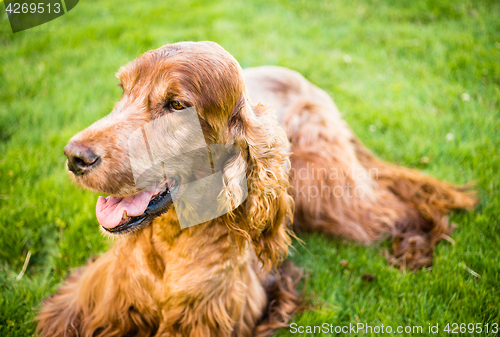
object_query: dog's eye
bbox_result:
[170,101,185,110]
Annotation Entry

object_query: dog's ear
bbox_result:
[222,95,294,270]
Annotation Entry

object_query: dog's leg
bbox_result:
[352,138,476,269]
[37,233,162,337]
[253,261,304,337]
[286,100,476,269]
[36,265,86,337]
[287,101,400,243]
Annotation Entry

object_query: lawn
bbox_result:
[0,0,499,336]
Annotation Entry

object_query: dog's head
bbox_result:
[64,41,293,266]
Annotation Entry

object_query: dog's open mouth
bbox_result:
[96,178,177,234]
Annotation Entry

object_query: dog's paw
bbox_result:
[387,234,434,270]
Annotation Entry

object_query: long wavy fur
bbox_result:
[37,42,475,337]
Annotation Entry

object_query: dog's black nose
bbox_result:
[64,142,100,175]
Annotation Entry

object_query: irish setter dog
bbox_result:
[36,41,476,337]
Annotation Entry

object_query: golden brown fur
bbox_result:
[244,65,476,269]
[37,42,475,336]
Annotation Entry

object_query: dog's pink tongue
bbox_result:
[96,190,156,229]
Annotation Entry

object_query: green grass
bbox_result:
[0,0,499,336]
